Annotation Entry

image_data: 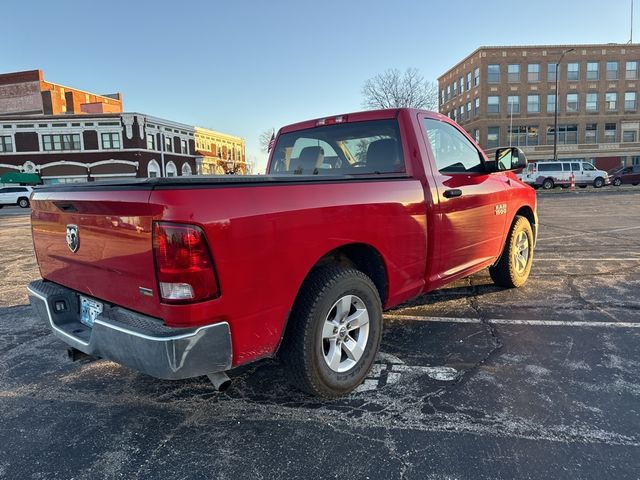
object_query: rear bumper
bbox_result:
[27,280,232,380]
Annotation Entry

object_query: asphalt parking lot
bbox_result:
[0,189,639,480]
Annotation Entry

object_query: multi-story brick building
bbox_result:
[438,44,640,170]
[195,127,247,174]
[0,70,122,116]
[0,112,201,184]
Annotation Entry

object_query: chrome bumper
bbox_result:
[27,280,232,380]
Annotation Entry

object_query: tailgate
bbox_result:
[31,188,163,317]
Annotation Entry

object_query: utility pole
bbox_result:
[553,48,575,162]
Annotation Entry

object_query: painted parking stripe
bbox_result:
[384,314,640,328]
[538,225,640,242]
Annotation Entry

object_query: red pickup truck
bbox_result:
[28,108,537,398]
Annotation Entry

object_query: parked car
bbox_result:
[0,186,33,208]
[518,160,609,189]
[27,109,537,398]
[610,165,640,186]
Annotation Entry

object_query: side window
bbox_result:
[583,163,595,171]
[571,163,581,171]
[423,118,484,173]
[562,163,571,171]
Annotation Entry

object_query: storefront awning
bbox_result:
[0,172,42,185]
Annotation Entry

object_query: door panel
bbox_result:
[420,116,508,282]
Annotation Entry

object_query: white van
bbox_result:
[518,160,610,189]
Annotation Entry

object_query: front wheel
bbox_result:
[18,198,30,208]
[542,178,554,190]
[593,177,604,188]
[613,178,622,187]
[490,216,534,288]
[280,266,383,398]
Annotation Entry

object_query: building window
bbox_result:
[446,85,450,102]
[473,129,480,143]
[508,64,520,83]
[624,92,637,111]
[101,132,120,149]
[147,133,156,150]
[488,64,500,83]
[182,162,193,176]
[166,161,177,177]
[459,105,465,121]
[508,125,539,147]
[547,94,556,113]
[604,123,617,143]
[164,135,173,152]
[459,76,464,94]
[487,127,500,148]
[42,134,81,151]
[623,130,637,143]
[606,62,619,80]
[466,101,471,120]
[181,139,188,154]
[440,89,445,106]
[586,93,598,112]
[547,63,557,82]
[474,67,480,86]
[0,135,13,153]
[528,64,540,82]
[147,159,160,178]
[567,63,579,81]
[626,61,638,80]
[474,98,480,116]
[466,72,472,90]
[507,95,520,113]
[527,94,540,113]
[605,92,618,111]
[586,62,599,80]
[566,93,579,113]
[453,81,458,97]
[487,96,500,114]
[547,125,578,145]
[585,124,598,144]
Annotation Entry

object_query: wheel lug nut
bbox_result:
[333,327,338,334]
[347,323,351,329]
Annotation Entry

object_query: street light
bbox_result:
[553,48,575,162]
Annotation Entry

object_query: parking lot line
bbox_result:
[384,314,640,328]
[538,225,640,242]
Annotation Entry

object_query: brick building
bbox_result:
[438,44,640,170]
[0,70,122,116]
[0,112,201,184]
[195,127,247,174]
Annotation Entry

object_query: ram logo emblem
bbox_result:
[495,204,507,216]
[66,224,80,253]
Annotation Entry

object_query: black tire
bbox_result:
[593,177,604,188]
[542,178,554,190]
[17,197,30,208]
[578,184,587,189]
[633,183,639,186]
[489,215,534,288]
[613,178,622,187]
[280,266,383,398]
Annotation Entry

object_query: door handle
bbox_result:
[443,189,462,198]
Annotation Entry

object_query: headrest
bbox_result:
[366,139,399,172]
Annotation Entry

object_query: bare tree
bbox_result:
[361,68,439,111]
[259,127,276,153]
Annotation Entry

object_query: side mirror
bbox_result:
[493,147,528,172]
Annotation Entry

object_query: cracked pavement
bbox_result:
[0,189,639,479]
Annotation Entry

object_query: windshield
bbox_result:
[268,120,404,175]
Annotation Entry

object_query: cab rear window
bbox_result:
[268,120,404,175]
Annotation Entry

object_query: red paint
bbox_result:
[30,109,536,368]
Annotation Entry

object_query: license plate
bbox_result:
[79,296,103,328]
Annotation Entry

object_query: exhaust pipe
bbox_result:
[207,372,232,392]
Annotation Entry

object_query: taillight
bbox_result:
[152,222,220,303]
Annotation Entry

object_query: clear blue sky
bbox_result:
[2,0,637,172]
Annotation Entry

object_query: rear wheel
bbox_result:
[593,177,604,188]
[489,216,534,288]
[18,197,30,208]
[542,178,554,190]
[578,184,587,189]
[633,183,639,186]
[613,178,622,187]
[280,266,383,398]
